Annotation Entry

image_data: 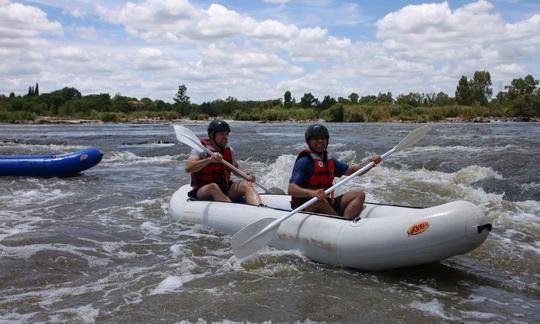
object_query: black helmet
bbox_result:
[208,120,230,138]
[305,124,329,142]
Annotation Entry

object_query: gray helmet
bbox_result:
[208,120,230,138]
[305,124,329,142]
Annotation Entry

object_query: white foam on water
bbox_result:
[149,275,189,295]
[170,243,187,259]
[395,144,527,157]
[0,215,44,241]
[0,243,109,267]
[416,284,458,297]
[408,299,459,321]
[140,221,163,235]
[0,312,38,322]
[54,304,100,323]
[102,151,181,165]
[118,142,175,148]
[0,143,86,153]
[459,310,505,321]
[150,257,211,295]
[1,187,75,208]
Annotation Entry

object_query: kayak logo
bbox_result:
[407,221,430,236]
[318,161,324,167]
[80,154,88,161]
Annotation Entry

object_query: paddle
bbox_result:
[173,124,285,194]
[231,125,431,259]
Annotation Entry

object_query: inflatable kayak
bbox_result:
[169,184,492,270]
[0,148,103,177]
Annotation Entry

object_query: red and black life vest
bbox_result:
[291,149,335,206]
[190,139,233,192]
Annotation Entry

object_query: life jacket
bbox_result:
[190,139,233,192]
[291,149,335,207]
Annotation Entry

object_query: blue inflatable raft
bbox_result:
[0,148,103,177]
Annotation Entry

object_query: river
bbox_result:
[0,121,538,322]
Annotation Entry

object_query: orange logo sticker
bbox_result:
[80,154,88,161]
[407,221,430,236]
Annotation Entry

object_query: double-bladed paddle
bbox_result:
[231,125,431,259]
[173,124,284,194]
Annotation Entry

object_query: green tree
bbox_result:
[359,95,377,105]
[300,92,318,108]
[434,92,451,106]
[35,83,39,96]
[283,90,293,108]
[319,95,336,110]
[174,84,191,115]
[507,75,538,97]
[348,92,359,104]
[59,87,82,101]
[455,76,473,105]
[174,84,190,105]
[471,71,492,105]
[377,92,393,105]
[396,92,422,107]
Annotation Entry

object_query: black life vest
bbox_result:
[190,139,233,192]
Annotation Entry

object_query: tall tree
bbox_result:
[377,92,393,104]
[319,95,336,110]
[471,71,492,105]
[174,84,191,115]
[507,75,538,97]
[348,92,359,104]
[35,83,39,96]
[455,76,473,105]
[283,90,293,108]
[174,84,190,105]
[300,92,318,108]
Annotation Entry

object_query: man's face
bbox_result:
[213,131,229,147]
[308,135,328,153]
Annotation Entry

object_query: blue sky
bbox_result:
[1,0,539,103]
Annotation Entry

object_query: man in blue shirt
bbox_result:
[288,124,381,219]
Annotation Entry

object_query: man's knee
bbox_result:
[238,180,255,193]
[206,183,221,192]
[352,190,365,200]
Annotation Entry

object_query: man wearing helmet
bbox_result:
[288,124,381,219]
[186,120,263,206]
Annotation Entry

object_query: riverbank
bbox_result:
[7,115,538,124]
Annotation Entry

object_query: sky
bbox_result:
[1,0,539,103]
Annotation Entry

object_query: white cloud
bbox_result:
[75,26,98,40]
[0,0,62,39]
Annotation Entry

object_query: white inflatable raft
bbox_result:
[169,184,491,270]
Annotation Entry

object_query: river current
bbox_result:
[0,121,538,323]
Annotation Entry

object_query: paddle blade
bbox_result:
[391,125,431,153]
[231,218,278,259]
[173,125,205,153]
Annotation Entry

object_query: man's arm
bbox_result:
[185,151,223,173]
[343,155,382,176]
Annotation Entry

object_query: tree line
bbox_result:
[0,71,538,123]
